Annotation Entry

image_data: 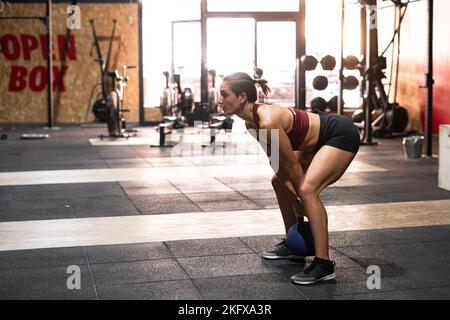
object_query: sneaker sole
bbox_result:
[261,254,293,260]
[291,272,336,285]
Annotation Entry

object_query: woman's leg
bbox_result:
[298,146,356,260]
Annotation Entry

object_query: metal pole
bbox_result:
[200,0,208,103]
[361,0,377,146]
[337,0,345,116]
[297,0,306,109]
[46,0,53,128]
[424,0,434,157]
[138,0,145,125]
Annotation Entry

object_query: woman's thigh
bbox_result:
[294,150,315,173]
[300,146,356,194]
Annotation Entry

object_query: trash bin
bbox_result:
[439,125,450,191]
[402,135,424,159]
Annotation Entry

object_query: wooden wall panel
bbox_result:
[0,2,140,124]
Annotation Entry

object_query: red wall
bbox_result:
[430,0,450,132]
[397,0,450,134]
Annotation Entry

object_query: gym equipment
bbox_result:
[351,108,364,123]
[320,55,337,71]
[181,88,194,117]
[254,67,264,80]
[20,134,49,140]
[207,69,219,114]
[151,122,183,148]
[362,57,409,138]
[300,55,318,71]
[312,76,328,91]
[343,76,359,90]
[100,65,138,139]
[327,96,344,112]
[343,55,360,70]
[254,67,267,103]
[89,19,117,123]
[310,97,327,112]
[286,218,315,256]
[161,71,174,116]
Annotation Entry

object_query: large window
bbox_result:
[207,18,255,77]
[257,21,296,105]
[142,0,200,107]
[207,0,299,12]
[143,0,299,110]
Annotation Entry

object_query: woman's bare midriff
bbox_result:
[256,104,320,153]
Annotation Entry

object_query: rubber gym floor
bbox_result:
[0,124,449,300]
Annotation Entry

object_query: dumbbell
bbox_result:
[343,55,361,70]
[343,76,359,90]
[320,55,336,71]
[310,96,344,113]
[310,97,327,112]
[301,55,318,71]
[327,96,344,112]
[312,76,328,91]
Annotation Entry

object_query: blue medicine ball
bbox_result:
[286,221,315,256]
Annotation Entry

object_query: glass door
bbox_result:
[172,21,202,102]
[207,18,255,79]
[256,21,297,106]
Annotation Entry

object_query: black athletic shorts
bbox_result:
[314,110,360,154]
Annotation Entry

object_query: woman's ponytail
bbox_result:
[254,79,272,97]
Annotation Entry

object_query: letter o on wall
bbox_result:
[1,34,21,60]
[29,66,48,92]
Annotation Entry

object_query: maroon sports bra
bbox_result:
[251,103,309,150]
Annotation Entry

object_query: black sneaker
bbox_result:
[290,257,336,285]
[261,238,293,260]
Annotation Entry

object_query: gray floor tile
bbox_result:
[216,176,271,185]
[0,207,74,222]
[195,200,260,212]
[8,198,72,210]
[71,196,140,217]
[66,182,126,199]
[404,286,450,300]
[12,184,69,201]
[297,266,399,299]
[166,238,253,258]
[130,194,201,214]
[184,191,247,202]
[0,187,13,201]
[0,265,96,300]
[194,273,307,300]
[0,247,87,269]
[381,263,450,290]
[90,259,189,286]
[250,198,279,209]
[384,225,450,243]
[239,235,286,254]
[238,189,277,199]
[97,280,202,300]
[86,242,173,264]
[329,229,399,248]
[177,254,274,279]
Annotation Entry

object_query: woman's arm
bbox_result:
[246,116,302,200]
[259,120,303,196]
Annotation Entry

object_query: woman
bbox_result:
[218,72,360,285]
